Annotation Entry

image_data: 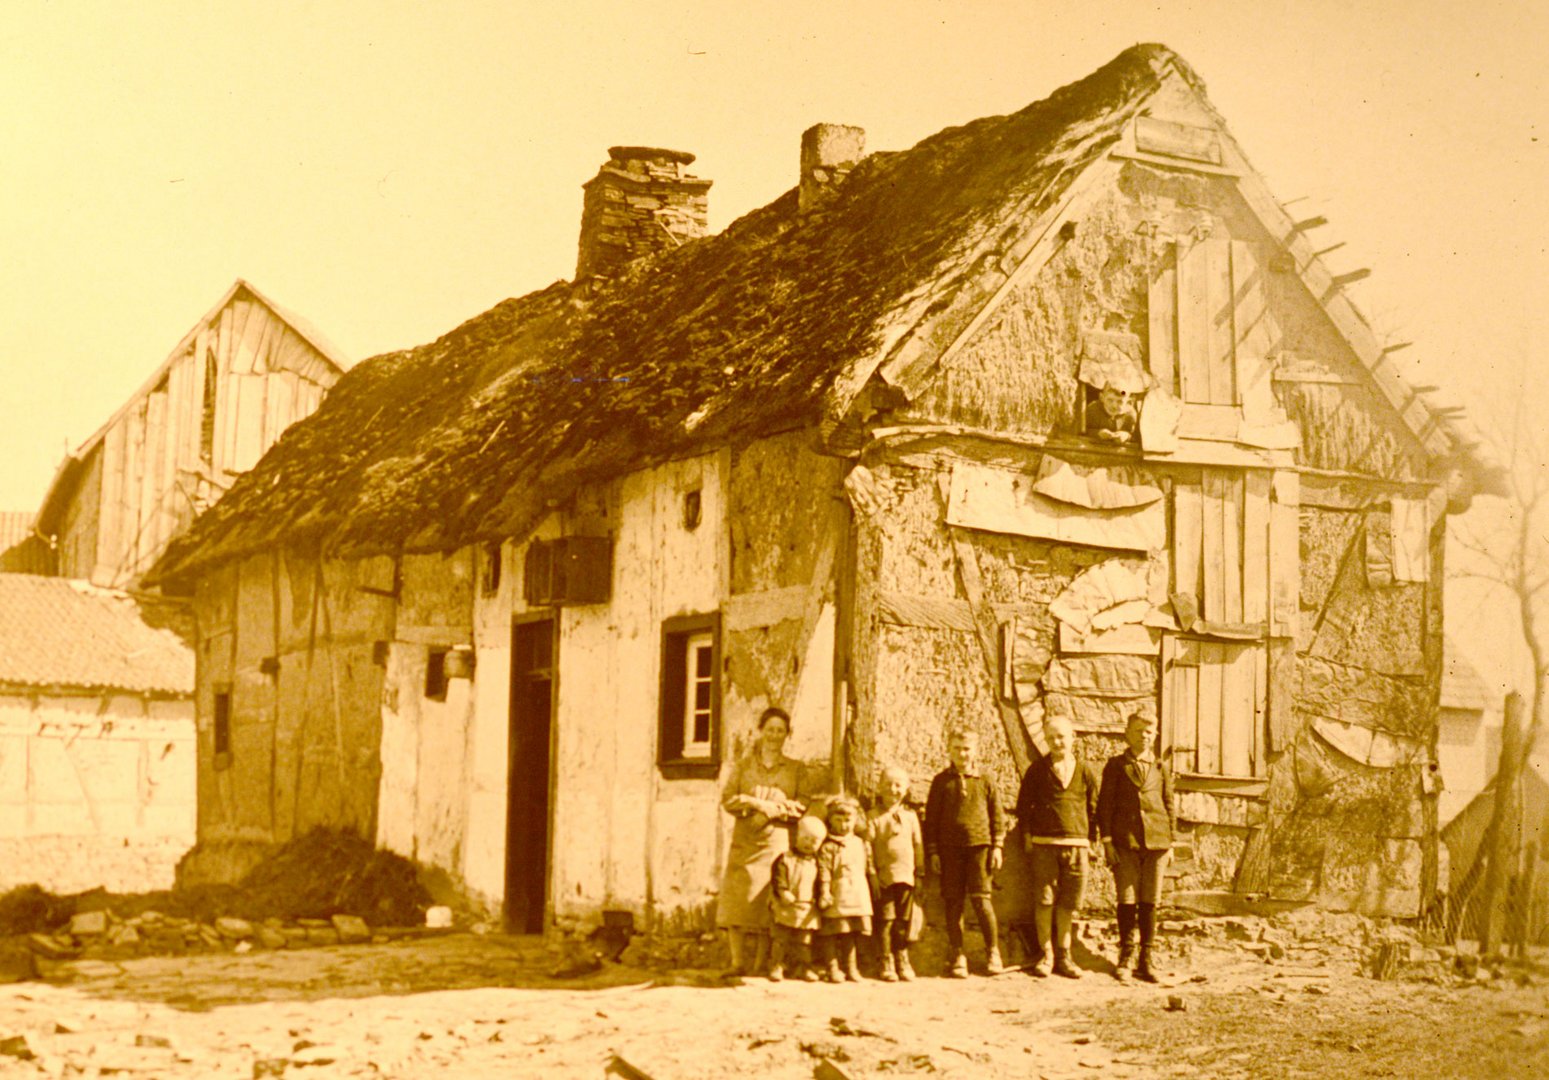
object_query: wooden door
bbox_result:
[506,617,555,933]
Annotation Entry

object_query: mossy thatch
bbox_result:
[155,45,1190,584]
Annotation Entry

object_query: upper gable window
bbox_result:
[1134,117,1222,166]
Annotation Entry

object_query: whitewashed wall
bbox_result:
[0,693,195,892]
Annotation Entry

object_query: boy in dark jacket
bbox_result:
[1096,709,1174,982]
[924,728,1005,977]
[1016,710,1099,978]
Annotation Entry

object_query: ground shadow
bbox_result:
[24,933,716,1011]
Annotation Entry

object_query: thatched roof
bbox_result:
[155,45,1180,584]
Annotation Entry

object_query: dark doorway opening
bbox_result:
[506,616,555,933]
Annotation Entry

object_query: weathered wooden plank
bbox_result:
[1178,403,1242,442]
[233,375,266,472]
[946,462,1166,552]
[1148,243,1177,392]
[1265,637,1296,755]
[152,380,177,565]
[230,298,262,374]
[119,399,146,585]
[1219,643,1254,778]
[725,584,819,630]
[1058,621,1160,655]
[1231,239,1276,412]
[1241,471,1270,624]
[1176,239,1211,403]
[1195,641,1223,775]
[1235,826,1273,894]
[948,525,1034,774]
[96,415,127,582]
[1221,471,1243,623]
[1173,478,1203,601]
[1268,470,1300,637]
[1252,641,1268,776]
[1205,236,1235,405]
[1390,496,1429,582]
[1202,470,1227,623]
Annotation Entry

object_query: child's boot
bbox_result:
[1134,902,1160,983]
[768,962,784,982]
[844,942,864,982]
[879,951,898,982]
[896,949,915,981]
[985,945,1005,975]
[801,964,821,982]
[826,955,844,983]
[948,952,969,979]
[1052,946,1082,979]
[1114,903,1137,982]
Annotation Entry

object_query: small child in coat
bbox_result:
[769,815,827,982]
[868,765,925,982]
[817,796,875,983]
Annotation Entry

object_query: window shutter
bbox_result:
[1172,468,1273,629]
[1162,637,1267,779]
[1155,237,1279,410]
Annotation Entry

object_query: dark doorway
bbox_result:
[506,617,555,933]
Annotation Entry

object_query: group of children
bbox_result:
[763,707,1172,984]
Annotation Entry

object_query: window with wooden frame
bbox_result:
[481,540,503,596]
[425,648,450,702]
[212,687,232,770]
[658,613,721,779]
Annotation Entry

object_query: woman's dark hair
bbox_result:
[756,706,792,732]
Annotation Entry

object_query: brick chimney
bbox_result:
[575,147,711,282]
[799,123,865,213]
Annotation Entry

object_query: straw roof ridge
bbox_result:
[155,44,1182,582]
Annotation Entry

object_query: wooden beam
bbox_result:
[1148,242,1178,392]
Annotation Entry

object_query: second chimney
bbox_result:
[576,146,711,282]
[799,123,866,213]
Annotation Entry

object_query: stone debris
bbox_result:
[331,914,371,944]
[216,916,255,939]
[68,909,109,937]
[0,1035,35,1061]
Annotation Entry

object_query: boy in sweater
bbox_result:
[924,728,1005,978]
[1096,710,1174,982]
[1015,710,1100,978]
[868,765,925,981]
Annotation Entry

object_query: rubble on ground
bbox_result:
[0,829,459,980]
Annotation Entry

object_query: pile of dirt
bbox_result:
[1,829,436,933]
[222,828,433,926]
[0,885,71,936]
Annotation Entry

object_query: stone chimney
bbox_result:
[799,123,866,213]
[575,146,711,282]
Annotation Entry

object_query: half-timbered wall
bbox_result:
[851,148,1444,916]
[183,550,391,885]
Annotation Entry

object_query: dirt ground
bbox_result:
[1,933,1547,1079]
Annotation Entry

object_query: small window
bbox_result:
[659,613,721,778]
[481,541,503,595]
[425,648,449,701]
[682,490,702,531]
[212,688,232,769]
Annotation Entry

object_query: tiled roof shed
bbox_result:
[0,574,193,696]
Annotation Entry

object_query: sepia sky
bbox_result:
[2,1,1546,681]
